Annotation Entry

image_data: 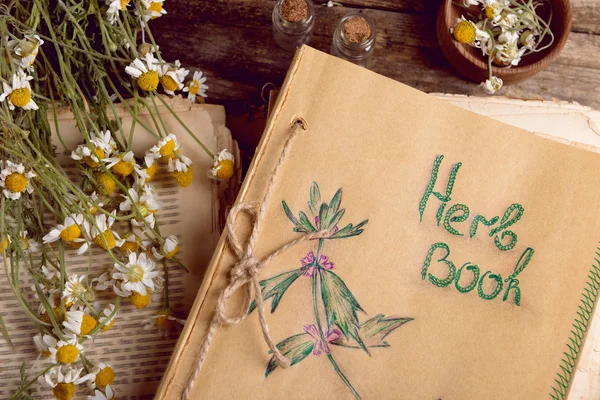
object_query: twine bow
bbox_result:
[183,119,324,399]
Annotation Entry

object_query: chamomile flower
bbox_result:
[43,214,84,244]
[520,30,537,49]
[152,235,180,260]
[141,0,167,21]
[481,0,508,22]
[19,230,39,253]
[6,34,44,69]
[183,70,208,103]
[142,308,186,337]
[143,153,159,181]
[63,310,98,336]
[0,71,38,110]
[0,160,35,200]
[71,144,106,168]
[94,172,117,195]
[106,0,130,24]
[168,155,193,187]
[0,233,11,253]
[89,212,121,251]
[125,53,160,92]
[34,333,58,357]
[41,366,93,400]
[112,252,159,295]
[119,232,144,254]
[119,186,160,227]
[98,304,117,332]
[452,16,477,44]
[49,335,84,365]
[480,76,503,94]
[494,41,526,66]
[91,130,117,155]
[87,363,115,389]
[208,149,235,181]
[159,60,188,95]
[149,133,181,163]
[88,385,116,400]
[93,272,115,291]
[62,275,90,307]
[103,151,135,177]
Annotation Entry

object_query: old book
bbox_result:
[0,97,239,399]
[157,47,600,399]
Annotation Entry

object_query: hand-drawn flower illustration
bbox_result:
[251,182,414,398]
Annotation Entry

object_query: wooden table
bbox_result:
[152,0,600,112]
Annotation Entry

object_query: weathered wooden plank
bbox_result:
[151,0,600,109]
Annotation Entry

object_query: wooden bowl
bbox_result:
[436,0,571,85]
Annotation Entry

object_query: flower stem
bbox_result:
[312,269,360,399]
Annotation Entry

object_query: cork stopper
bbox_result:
[342,16,372,43]
[281,0,308,23]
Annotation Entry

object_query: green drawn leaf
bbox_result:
[282,201,299,227]
[326,188,342,225]
[298,211,316,232]
[248,269,304,314]
[308,182,321,216]
[329,219,369,239]
[265,333,314,377]
[331,314,413,348]
[329,209,345,230]
[318,203,328,230]
[319,269,368,354]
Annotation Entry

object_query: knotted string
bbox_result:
[183,119,328,399]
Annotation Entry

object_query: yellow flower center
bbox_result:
[120,0,130,8]
[111,159,134,177]
[155,308,174,330]
[137,71,159,92]
[41,350,51,357]
[95,172,116,195]
[8,88,31,108]
[127,264,145,283]
[188,80,200,95]
[70,282,88,299]
[164,245,179,259]
[5,172,28,193]
[215,160,234,181]
[60,224,81,242]
[0,237,10,252]
[148,1,163,14]
[171,166,193,187]
[130,291,151,308]
[160,75,179,92]
[95,366,115,387]
[94,229,116,250]
[83,148,105,168]
[56,344,79,364]
[80,314,98,335]
[145,162,158,181]
[53,307,65,322]
[120,240,140,253]
[159,139,176,159]
[53,382,75,400]
[484,6,495,19]
[66,240,85,249]
[453,20,476,44]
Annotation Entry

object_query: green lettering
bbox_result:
[444,204,470,236]
[503,247,535,306]
[478,271,504,300]
[422,242,456,287]
[490,204,524,251]
[418,155,462,223]
[469,215,499,238]
[454,262,480,293]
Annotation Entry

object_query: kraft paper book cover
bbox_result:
[157,46,600,399]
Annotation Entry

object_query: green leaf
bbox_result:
[329,219,369,239]
[308,182,321,216]
[319,270,368,354]
[331,314,413,348]
[282,201,299,227]
[298,211,316,232]
[328,209,345,230]
[318,203,328,230]
[249,269,304,314]
[325,188,342,226]
[265,333,314,377]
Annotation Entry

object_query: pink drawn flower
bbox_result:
[301,251,335,277]
[303,324,341,356]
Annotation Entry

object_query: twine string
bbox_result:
[183,119,327,399]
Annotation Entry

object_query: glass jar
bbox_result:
[331,14,376,68]
[272,0,315,51]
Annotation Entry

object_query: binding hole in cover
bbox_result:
[292,117,308,130]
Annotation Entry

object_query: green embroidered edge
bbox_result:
[549,246,600,399]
